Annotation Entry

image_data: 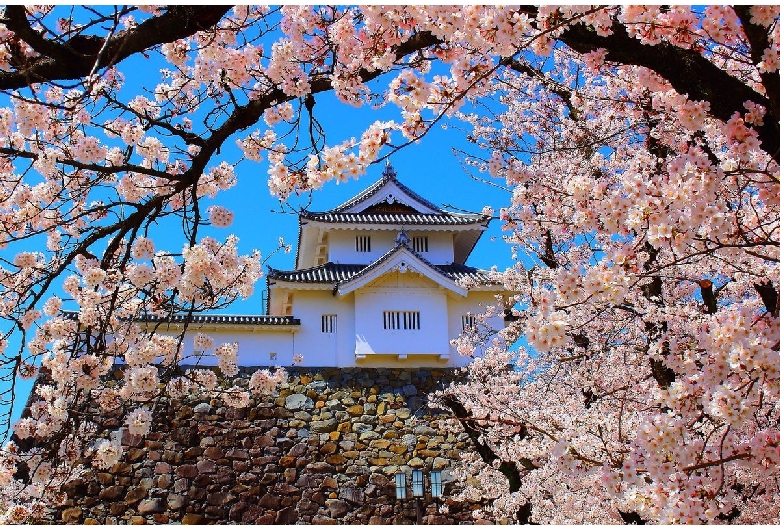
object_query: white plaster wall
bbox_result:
[287,290,356,367]
[447,291,507,364]
[353,287,448,359]
[177,328,296,367]
[328,230,454,264]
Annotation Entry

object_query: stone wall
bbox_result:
[53,368,484,524]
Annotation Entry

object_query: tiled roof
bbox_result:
[331,163,444,213]
[137,314,300,326]
[437,263,500,284]
[268,257,501,286]
[62,311,299,326]
[300,211,488,225]
[267,264,365,283]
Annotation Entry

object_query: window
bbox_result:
[411,236,428,253]
[269,352,277,361]
[384,311,420,330]
[321,314,337,333]
[462,314,476,331]
[356,235,371,252]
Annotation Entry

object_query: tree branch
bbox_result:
[0,6,232,89]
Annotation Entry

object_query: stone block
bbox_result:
[125,486,147,504]
[310,419,338,433]
[396,408,412,420]
[326,499,351,519]
[369,439,391,449]
[61,507,82,523]
[207,492,235,505]
[258,493,281,510]
[181,514,205,525]
[99,485,125,501]
[255,513,276,525]
[378,414,395,424]
[138,498,165,514]
[97,472,115,485]
[226,448,249,459]
[285,393,313,410]
[346,404,363,416]
[203,446,224,459]
[359,430,380,441]
[197,459,216,473]
[320,441,337,454]
[312,515,338,524]
[322,476,338,489]
[276,507,299,524]
[306,461,336,473]
[177,465,198,478]
[325,454,346,465]
[166,493,188,510]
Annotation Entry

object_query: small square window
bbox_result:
[412,236,428,253]
[269,352,277,361]
[356,235,371,252]
[384,311,420,330]
[322,314,337,333]
[462,314,476,331]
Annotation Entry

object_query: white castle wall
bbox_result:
[327,230,454,265]
[171,289,502,369]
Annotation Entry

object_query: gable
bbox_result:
[339,179,441,214]
[335,245,468,297]
[364,270,440,290]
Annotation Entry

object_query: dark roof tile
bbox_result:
[300,211,488,225]
[268,255,500,286]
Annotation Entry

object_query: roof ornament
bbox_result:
[383,160,397,180]
[395,230,409,246]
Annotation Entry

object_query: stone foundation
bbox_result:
[51,367,483,524]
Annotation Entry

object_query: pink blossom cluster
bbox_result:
[3,5,780,524]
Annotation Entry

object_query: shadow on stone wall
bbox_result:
[50,367,485,524]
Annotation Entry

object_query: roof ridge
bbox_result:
[330,167,443,213]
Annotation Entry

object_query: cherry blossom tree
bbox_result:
[0,5,779,524]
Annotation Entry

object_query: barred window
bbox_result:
[269,352,277,361]
[356,235,371,252]
[321,314,337,333]
[383,311,420,330]
[411,236,428,253]
[462,314,476,331]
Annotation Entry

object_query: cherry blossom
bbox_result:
[0,5,779,525]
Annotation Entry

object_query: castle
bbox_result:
[151,163,506,368]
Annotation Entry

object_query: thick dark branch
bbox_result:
[3,6,72,62]
[540,230,559,269]
[754,280,778,317]
[557,20,780,162]
[699,279,718,315]
[618,510,647,525]
[441,396,524,490]
[641,243,675,389]
[442,395,533,524]
[733,6,780,130]
[0,6,232,89]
